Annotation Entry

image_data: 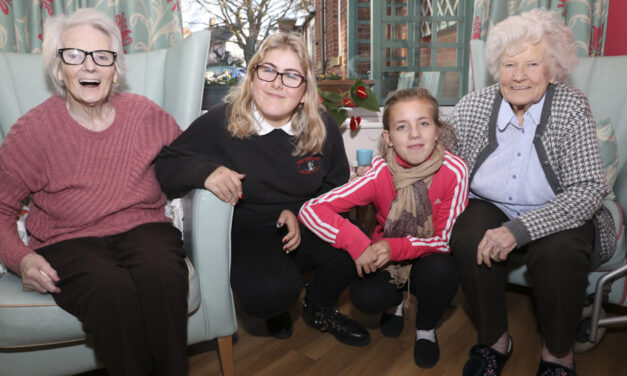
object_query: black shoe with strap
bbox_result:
[462,337,513,376]
[302,297,370,347]
[536,360,577,376]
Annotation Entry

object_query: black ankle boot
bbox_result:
[301,297,370,346]
[265,311,293,339]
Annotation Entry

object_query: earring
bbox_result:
[113,78,117,84]
[57,72,62,81]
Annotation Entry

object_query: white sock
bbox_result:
[384,301,404,317]
[416,329,436,342]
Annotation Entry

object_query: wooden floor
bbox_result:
[81,286,627,376]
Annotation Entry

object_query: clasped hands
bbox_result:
[355,240,391,277]
[477,226,517,267]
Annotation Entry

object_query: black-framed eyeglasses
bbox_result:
[255,64,306,88]
[58,48,117,67]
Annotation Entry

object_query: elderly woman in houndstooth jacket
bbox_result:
[448,9,615,376]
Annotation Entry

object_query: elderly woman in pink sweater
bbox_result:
[0,9,187,376]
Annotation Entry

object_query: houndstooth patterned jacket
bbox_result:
[449,82,616,268]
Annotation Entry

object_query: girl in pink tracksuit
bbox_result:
[299,88,468,368]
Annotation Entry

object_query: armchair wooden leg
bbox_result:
[217,335,234,376]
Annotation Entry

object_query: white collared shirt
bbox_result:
[253,109,294,136]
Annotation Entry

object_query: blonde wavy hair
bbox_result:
[225,32,326,156]
[378,87,456,156]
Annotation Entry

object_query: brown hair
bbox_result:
[378,87,456,155]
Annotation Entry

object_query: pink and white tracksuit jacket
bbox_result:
[299,152,469,261]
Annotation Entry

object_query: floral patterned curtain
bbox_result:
[0,0,183,53]
[471,0,610,56]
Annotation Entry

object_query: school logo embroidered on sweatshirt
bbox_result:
[297,156,321,174]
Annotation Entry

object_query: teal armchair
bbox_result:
[468,39,627,352]
[0,30,237,376]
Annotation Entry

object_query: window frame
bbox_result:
[347,0,473,106]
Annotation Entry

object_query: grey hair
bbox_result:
[485,8,578,82]
[42,8,126,97]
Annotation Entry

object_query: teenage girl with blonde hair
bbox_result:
[156,32,370,346]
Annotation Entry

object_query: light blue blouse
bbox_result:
[470,95,555,219]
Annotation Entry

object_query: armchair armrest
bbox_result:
[181,189,237,339]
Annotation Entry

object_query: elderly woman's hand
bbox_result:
[204,166,245,206]
[477,226,517,267]
[277,209,301,253]
[19,253,61,294]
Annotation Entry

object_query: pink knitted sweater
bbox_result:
[0,93,182,273]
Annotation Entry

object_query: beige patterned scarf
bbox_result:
[383,142,445,287]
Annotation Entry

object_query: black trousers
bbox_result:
[38,222,189,376]
[230,224,357,318]
[450,199,593,355]
[350,252,459,330]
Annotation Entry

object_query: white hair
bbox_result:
[41,8,126,97]
[485,8,578,82]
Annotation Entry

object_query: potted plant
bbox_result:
[316,72,375,94]
[318,75,380,130]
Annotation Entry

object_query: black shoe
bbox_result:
[536,360,577,376]
[462,337,513,376]
[414,334,439,368]
[380,311,404,338]
[301,297,370,346]
[265,311,293,339]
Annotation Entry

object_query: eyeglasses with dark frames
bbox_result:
[255,64,306,88]
[58,48,117,67]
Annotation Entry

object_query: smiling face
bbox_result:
[499,40,555,116]
[59,24,117,109]
[250,47,306,127]
[383,99,440,166]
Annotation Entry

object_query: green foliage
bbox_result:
[318,79,380,127]
[319,90,348,126]
[350,79,380,112]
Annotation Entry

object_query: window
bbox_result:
[347,0,472,105]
